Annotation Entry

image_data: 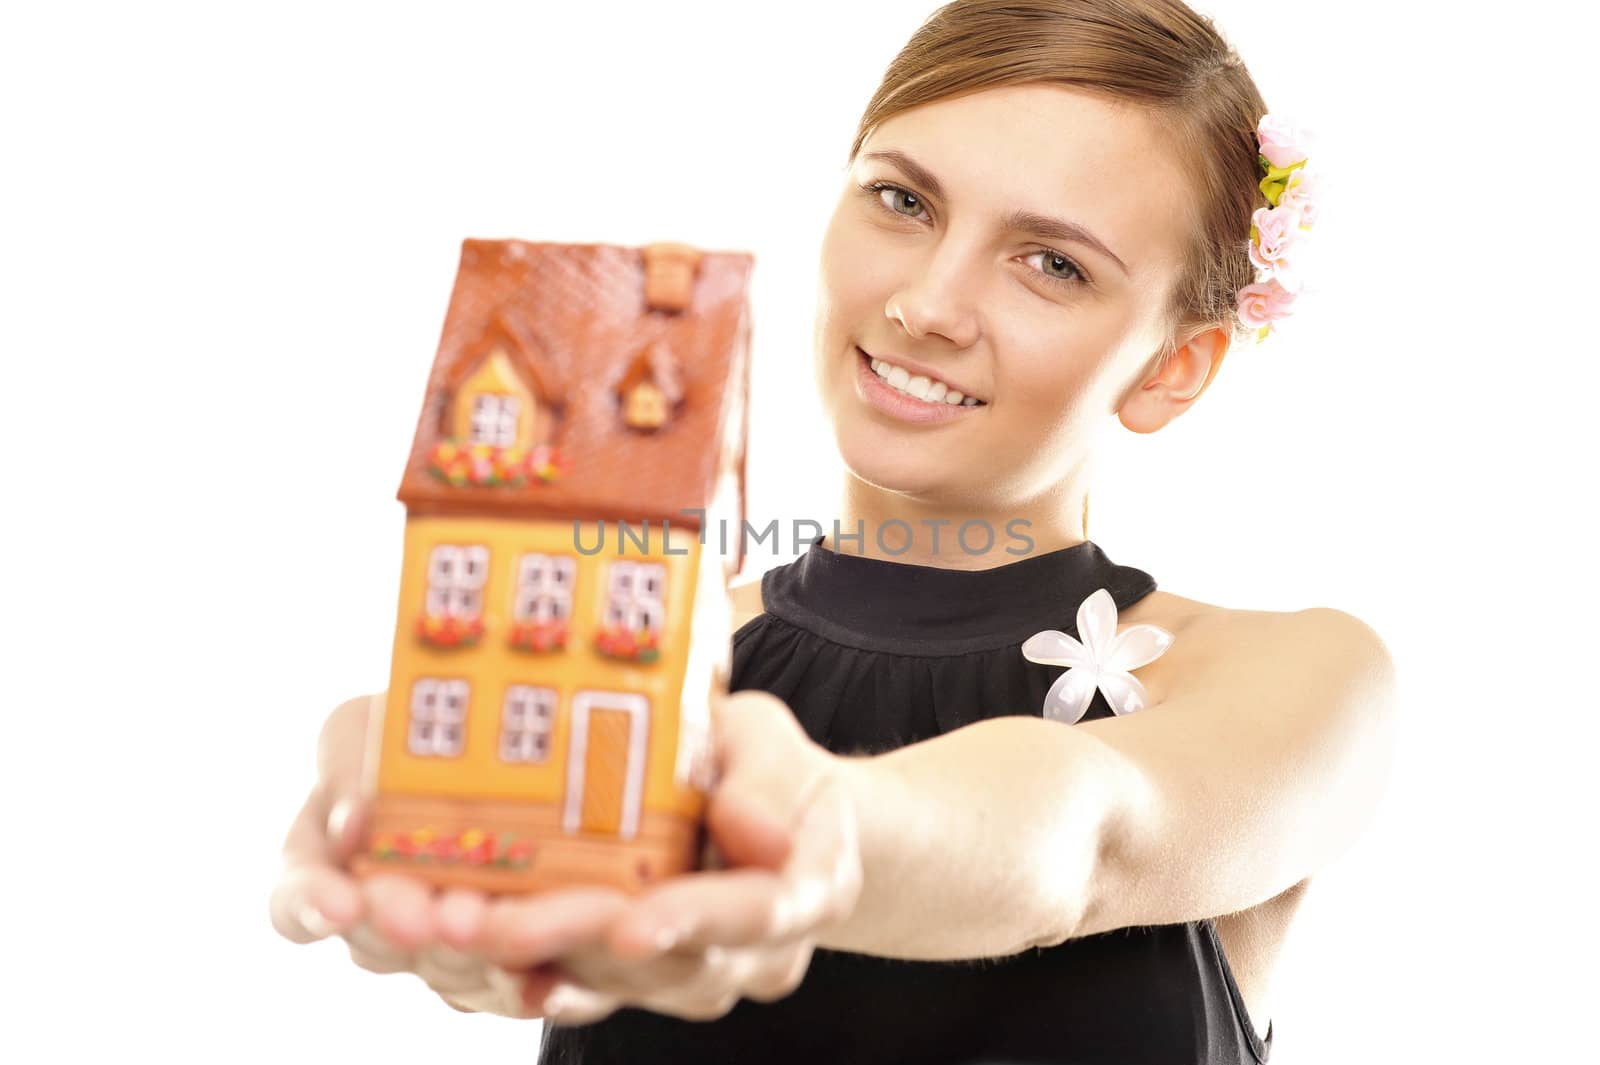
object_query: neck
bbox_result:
[832,472,1090,571]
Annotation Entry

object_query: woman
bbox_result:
[270,2,1396,1061]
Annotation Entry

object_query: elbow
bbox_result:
[1028,736,1154,947]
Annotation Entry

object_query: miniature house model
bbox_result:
[349,238,753,895]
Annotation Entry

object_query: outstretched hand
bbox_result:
[465,689,864,1024]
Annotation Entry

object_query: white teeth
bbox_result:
[868,353,982,406]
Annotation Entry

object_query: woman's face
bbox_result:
[814,83,1203,508]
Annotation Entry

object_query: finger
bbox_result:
[269,864,364,944]
[618,948,752,1022]
[363,873,437,951]
[434,887,491,950]
[270,790,368,944]
[743,940,815,1004]
[442,966,541,1019]
[439,994,478,1014]
[705,788,793,871]
[606,868,791,956]
[560,940,736,999]
[781,772,865,930]
[414,944,490,995]
[344,920,414,975]
[471,887,630,969]
[541,981,625,1026]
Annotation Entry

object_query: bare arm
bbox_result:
[815,608,1397,960]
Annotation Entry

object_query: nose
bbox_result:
[884,257,981,350]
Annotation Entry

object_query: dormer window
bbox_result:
[616,341,683,433]
[470,393,520,447]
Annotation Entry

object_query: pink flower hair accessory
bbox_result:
[1020,588,1175,725]
[1237,112,1320,343]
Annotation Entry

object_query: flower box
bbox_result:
[426,439,573,487]
[371,827,535,869]
[416,612,485,648]
[594,622,661,663]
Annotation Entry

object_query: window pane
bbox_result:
[639,564,665,599]
[442,680,469,721]
[552,557,575,587]
[413,680,438,721]
[409,721,433,755]
[513,590,537,621]
[428,546,459,584]
[608,562,635,597]
[462,546,490,588]
[519,554,549,590]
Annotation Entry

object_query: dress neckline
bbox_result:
[760,533,1158,656]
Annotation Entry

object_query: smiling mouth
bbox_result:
[857,347,987,407]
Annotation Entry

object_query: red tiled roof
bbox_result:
[398,239,753,530]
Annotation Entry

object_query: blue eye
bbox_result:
[858,181,1092,291]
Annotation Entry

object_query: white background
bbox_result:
[4,1,1594,1062]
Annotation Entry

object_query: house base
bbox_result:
[348,792,704,896]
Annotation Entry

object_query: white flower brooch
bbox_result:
[1020,588,1175,725]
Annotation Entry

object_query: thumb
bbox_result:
[705,787,793,871]
[325,791,372,865]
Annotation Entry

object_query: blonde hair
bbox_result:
[848,0,1271,367]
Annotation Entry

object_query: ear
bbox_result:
[1117,324,1230,435]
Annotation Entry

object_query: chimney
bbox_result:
[641,241,703,313]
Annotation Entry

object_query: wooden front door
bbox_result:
[563,691,650,839]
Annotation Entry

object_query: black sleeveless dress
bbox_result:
[537,534,1273,1065]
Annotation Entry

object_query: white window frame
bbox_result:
[499,685,557,763]
[426,544,489,619]
[603,560,666,633]
[408,678,469,757]
[512,553,576,625]
[470,392,520,447]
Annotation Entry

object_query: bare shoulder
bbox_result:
[729,571,766,629]
[1120,590,1392,705]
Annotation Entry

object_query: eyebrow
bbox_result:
[859,148,1130,277]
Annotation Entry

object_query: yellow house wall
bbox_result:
[381,515,704,817]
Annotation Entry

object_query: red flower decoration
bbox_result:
[594,622,661,663]
[426,438,571,487]
[417,612,485,648]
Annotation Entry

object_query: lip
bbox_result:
[854,346,986,426]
